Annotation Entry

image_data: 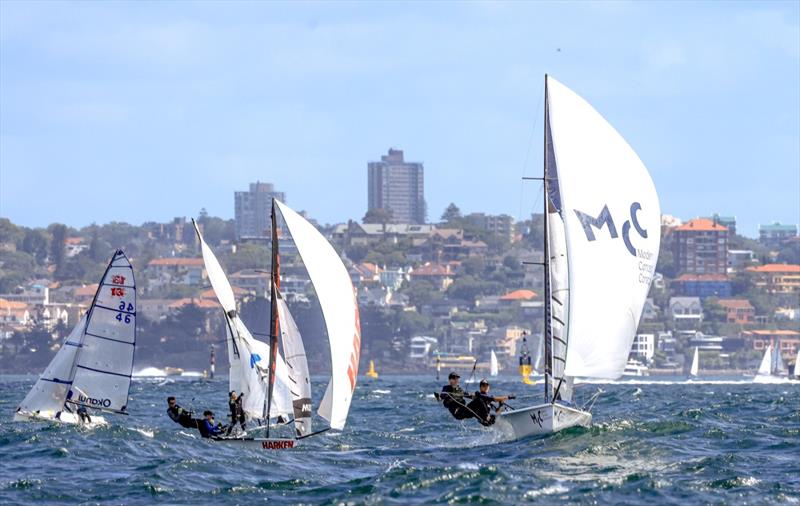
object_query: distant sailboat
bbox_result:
[753,343,791,384]
[490,350,499,377]
[15,250,137,427]
[495,75,660,440]
[689,347,699,379]
[366,360,379,379]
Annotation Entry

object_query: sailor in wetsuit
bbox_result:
[225,391,246,435]
[439,372,473,420]
[467,379,514,426]
[198,410,224,438]
[166,396,198,429]
[76,405,91,424]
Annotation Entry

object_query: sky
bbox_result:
[1,1,798,237]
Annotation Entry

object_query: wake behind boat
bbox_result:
[493,75,660,440]
[14,250,137,428]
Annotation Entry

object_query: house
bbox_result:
[409,336,438,359]
[716,299,755,324]
[408,263,454,290]
[0,299,31,327]
[146,257,206,288]
[0,283,50,305]
[727,249,755,273]
[631,334,655,362]
[500,289,537,304]
[758,222,797,249]
[671,274,731,298]
[672,218,729,275]
[742,329,800,360]
[746,264,800,294]
[379,266,409,290]
[349,263,381,287]
[229,270,271,297]
[668,297,703,328]
[64,237,89,258]
[642,298,660,321]
[332,221,435,247]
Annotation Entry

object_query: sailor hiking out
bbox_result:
[437,373,514,426]
[166,396,198,429]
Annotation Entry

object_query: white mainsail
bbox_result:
[192,220,292,420]
[490,350,499,377]
[690,347,699,377]
[275,200,361,431]
[545,76,661,380]
[17,250,136,419]
[757,346,772,377]
[277,296,312,436]
[68,250,136,413]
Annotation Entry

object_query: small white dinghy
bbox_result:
[14,250,137,428]
[494,76,660,440]
[753,344,793,384]
[489,350,499,377]
[688,347,700,380]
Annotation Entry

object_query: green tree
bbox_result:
[49,224,67,273]
[224,244,269,273]
[363,208,394,225]
[440,203,462,224]
[0,218,24,247]
[21,229,50,264]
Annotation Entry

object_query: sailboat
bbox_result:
[14,250,137,427]
[195,199,361,448]
[366,360,379,379]
[494,75,660,440]
[689,347,699,379]
[490,350,499,377]
[753,343,792,384]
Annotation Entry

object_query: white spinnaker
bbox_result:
[232,316,293,419]
[757,346,772,376]
[690,347,699,377]
[546,76,661,380]
[275,200,361,431]
[192,219,235,313]
[17,315,85,416]
[70,250,136,412]
[277,296,312,436]
[490,350,499,377]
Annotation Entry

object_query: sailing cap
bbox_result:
[479,379,490,386]
[448,372,460,380]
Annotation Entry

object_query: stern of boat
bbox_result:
[495,402,591,440]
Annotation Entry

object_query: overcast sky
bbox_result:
[1,1,798,236]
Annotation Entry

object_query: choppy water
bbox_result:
[1,374,798,504]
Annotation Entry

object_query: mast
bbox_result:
[542,75,553,403]
[265,199,281,436]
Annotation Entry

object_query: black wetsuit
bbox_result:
[467,391,497,426]
[440,385,473,420]
[167,405,197,429]
[226,397,246,435]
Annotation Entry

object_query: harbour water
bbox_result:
[1,374,798,504]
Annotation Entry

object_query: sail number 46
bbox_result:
[116,300,134,324]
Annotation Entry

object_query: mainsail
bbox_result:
[545,75,661,380]
[276,296,312,436]
[17,250,137,417]
[490,350,499,377]
[192,220,292,420]
[275,200,361,431]
[690,347,699,377]
[757,346,772,376]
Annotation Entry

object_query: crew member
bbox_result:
[467,379,514,426]
[166,396,197,429]
[226,391,246,435]
[439,372,473,420]
[76,405,91,424]
[198,410,224,438]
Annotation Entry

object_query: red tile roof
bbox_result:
[148,258,204,267]
[411,263,451,276]
[0,298,28,310]
[74,284,99,297]
[717,299,754,310]
[674,218,728,232]
[168,298,220,309]
[747,264,800,273]
[743,329,800,337]
[500,289,537,301]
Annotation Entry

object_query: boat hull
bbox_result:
[13,410,108,428]
[213,437,298,450]
[753,374,796,384]
[495,402,591,440]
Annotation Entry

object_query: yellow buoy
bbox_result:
[366,360,379,379]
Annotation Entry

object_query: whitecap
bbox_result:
[524,483,568,498]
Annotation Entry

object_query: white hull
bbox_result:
[13,410,108,428]
[213,437,298,450]
[494,402,591,440]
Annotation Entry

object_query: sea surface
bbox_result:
[1,374,798,504]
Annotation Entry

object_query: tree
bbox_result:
[440,203,462,224]
[21,229,50,264]
[49,224,67,273]
[0,218,24,248]
[363,208,393,225]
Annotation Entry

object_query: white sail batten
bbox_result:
[17,316,86,416]
[690,347,699,377]
[70,250,136,413]
[277,296,312,436]
[275,200,361,431]
[546,76,661,380]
